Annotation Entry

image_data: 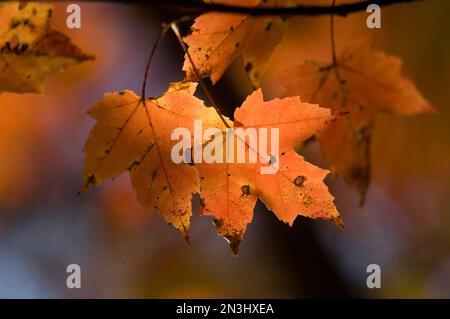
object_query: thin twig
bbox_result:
[141,24,170,99]
[329,0,344,101]
[170,22,230,129]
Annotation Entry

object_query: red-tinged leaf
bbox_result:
[279,40,434,201]
[183,0,289,87]
[196,89,341,254]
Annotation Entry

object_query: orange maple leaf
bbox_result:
[80,82,227,240]
[279,40,434,201]
[81,82,340,252]
[196,89,341,254]
[183,0,289,87]
[0,2,93,93]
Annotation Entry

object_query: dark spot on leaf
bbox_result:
[10,20,21,29]
[269,155,277,164]
[245,62,253,73]
[294,176,306,187]
[265,22,272,31]
[303,194,313,206]
[241,185,250,196]
[214,218,224,227]
[356,126,370,142]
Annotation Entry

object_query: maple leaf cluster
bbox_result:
[0,1,434,254]
[80,83,341,254]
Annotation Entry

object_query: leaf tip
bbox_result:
[229,240,240,257]
[80,174,97,193]
[332,215,346,230]
[184,233,191,246]
[424,103,437,113]
[224,234,242,257]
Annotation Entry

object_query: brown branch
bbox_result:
[82,0,423,17]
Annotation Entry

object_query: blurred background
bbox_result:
[0,0,449,298]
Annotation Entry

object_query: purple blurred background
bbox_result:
[0,1,449,298]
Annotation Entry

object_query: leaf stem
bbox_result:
[330,0,337,67]
[170,22,231,129]
[329,0,344,97]
[141,24,170,99]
